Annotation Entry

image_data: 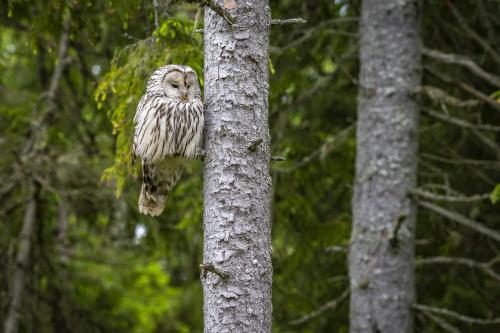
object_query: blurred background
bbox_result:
[1,0,499,332]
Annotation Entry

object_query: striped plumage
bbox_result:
[133,65,203,216]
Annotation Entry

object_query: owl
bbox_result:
[133,65,204,216]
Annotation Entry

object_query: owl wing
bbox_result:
[132,93,150,160]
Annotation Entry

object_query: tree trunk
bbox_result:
[202,1,272,332]
[4,192,37,333]
[4,15,70,333]
[349,1,421,333]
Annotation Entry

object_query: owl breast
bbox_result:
[134,95,204,163]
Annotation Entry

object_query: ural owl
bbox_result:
[133,65,203,216]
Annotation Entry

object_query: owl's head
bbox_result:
[151,65,201,101]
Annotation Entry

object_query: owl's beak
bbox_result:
[180,92,188,101]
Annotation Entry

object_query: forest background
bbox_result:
[1,0,499,332]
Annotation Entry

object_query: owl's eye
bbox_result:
[187,84,190,89]
[171,83,179,89]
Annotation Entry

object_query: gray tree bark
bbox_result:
[349,1,421,333]
[202,1,272,332]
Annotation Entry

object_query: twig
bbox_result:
[423,48,500,87]
[424,66,500,112]
[414,304,500,325]
[421,153,500,169]
[247,138,263,152]
[271,156,286,161]
[389,214,406,248]
[415,85,480,108]
[152,0,159,29]
[185,0,235,26]
[418,200,500,243]
[457,81,500,112]
[271,18,307,25]
[447,2,500,65]
[420,310,463,333]
[289,288,350,325]
[326,275,348,284]
[422,108,500,132]
[192,7,202,37]
[199,263,229,280]
[416,256,500,282]
[274,124,354,173]
[325,245,348,253]
[271,17,358,55]
[470,127,500,158]
[0,178,20,202]
[411,188,491,203]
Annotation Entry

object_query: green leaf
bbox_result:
[490,184,500,204]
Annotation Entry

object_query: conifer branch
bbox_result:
[423,48,500,88]
[414,304,500,325]
[271,18,306,25]
[418,200,500,243]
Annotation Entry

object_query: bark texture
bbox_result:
[349,1,421,333]
[202,1,272,332]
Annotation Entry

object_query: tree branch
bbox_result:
[418,200,500,243]
[420,310,463,333]
[185,0,235,26]
[422,108,500,132]
[416,256,500,282]
[411,188,490,203]
[289,288,350,325]
[447,2,500,65]
[415,85,480,108]
[271,18,306,25]
[457,81,500,112]
[424,66,500,112]
[274,124,354,173]
[25,13,72,156]
[271,17,358,55]
[421,153,500,169]
[423,48,500,88]
[152,0,159,29]
[4,190,37,333]
[414,304,500,325]
[199,263,229,280]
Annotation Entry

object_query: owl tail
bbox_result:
[138,185,168,216]
[138,160,184,216]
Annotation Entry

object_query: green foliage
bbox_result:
[490,184,500,204]
[96,18,203,197]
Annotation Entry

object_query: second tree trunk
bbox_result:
[349,1,421,332]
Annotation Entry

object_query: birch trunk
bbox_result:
[349,1,421,332]
[202,1,272,332]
